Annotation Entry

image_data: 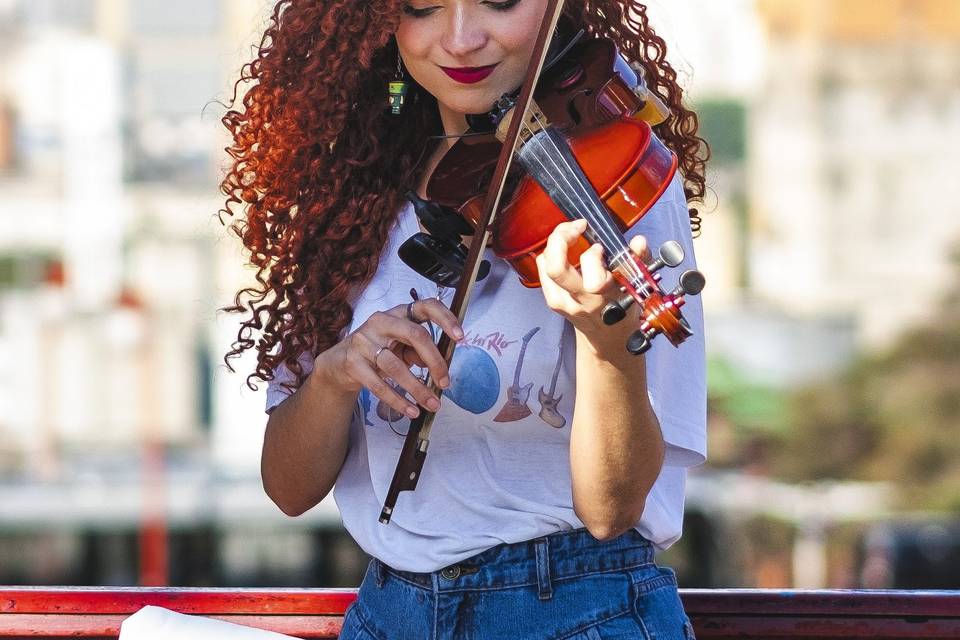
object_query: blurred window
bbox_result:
[138,64,220,118]
[130,0,220,36]
[126,57,220,184]
[20,0,95,31]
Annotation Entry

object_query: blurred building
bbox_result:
[750,0,960,348]
[0,0,268,475]
[0,0,370,586]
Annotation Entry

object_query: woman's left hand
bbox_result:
[535,219,650,351]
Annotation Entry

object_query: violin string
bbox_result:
[520,115,644,288]
[528,111,644,286]
[520,112,621,253]
[524,109,639,272]
[519,118,598,237]
[520,111,645,288]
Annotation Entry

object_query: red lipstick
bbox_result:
[440,64,498,84]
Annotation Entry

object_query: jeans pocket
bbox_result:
[337,602,380,640]
[630,567,692,640]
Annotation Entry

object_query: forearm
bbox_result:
[569,329,665,540]
[261,354,358,517]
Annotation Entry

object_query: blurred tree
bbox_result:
[707,357,788,472]
[696,98,746,164]
[770,246,960,511]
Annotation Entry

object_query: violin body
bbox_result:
[427,37,677,287]
[488,120,676,287]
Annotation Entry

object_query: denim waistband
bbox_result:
[375,528,654,594]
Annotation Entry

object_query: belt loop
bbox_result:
[374,558,386,588]
[534,537,553,601]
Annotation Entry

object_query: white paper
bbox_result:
[119,605,301,640]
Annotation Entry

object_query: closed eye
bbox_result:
[403,4,440,18]
[404,0,523,18]
[484,0,523,10]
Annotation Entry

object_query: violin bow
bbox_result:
[380,0,567,524]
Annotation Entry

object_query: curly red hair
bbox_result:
[220,0,709,393]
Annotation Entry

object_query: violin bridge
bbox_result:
[495,99,550,146]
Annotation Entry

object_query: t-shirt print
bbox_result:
[357,284,574,431]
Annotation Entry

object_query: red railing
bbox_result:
[1,588,959,639]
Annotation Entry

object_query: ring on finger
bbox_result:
[373,344,389,365]
[406,301,420,323]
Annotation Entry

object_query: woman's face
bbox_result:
[395,0,548,128]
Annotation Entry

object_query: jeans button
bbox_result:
[441,565,461,580]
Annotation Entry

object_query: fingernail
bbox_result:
[427,397,440,411]
[406,406,420,419]
[453,326,464,340]
[439,376,451,388]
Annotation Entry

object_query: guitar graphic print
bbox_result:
[537,321,572,428]
[493,327,541,423]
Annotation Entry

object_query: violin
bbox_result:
[400,28,704,355]
[380,1,703,524]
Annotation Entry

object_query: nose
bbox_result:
[440,5,487,58]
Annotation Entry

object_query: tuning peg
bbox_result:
[602,293,635,325]
[671,269,705,297]
[626,329,655,355]
[645,240,684,273]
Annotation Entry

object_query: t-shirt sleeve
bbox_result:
[264,350,316,415]
[263,284,366,416]
[624,173,707,467]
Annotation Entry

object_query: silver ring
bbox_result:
[406,301,420,323]
[373,345,389,364]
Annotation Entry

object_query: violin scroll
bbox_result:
[626,268,705,355]
[601,240,705,355]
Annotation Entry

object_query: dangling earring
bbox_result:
[388,52,409,115]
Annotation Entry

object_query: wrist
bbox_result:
[311,346,363,397]
[572,312,637,358]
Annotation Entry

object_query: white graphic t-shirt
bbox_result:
[265,173,706,572]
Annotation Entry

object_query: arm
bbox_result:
[568,323,664,540]
[260,349,359,517]
[536,220,666,540]
[261,300,462,517]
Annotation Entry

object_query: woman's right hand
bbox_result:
[317,298,463,419]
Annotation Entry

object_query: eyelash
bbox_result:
[403,0,522,18]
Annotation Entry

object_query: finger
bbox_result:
[579,243,615,295]
[406,298,464,343]
[376,349,442,413]
[350,327,388,365]
[372,312,451,388]
[340,332,419,418]
[541,219,588,292]
[536,252,579,313]
[353,364,423,419]
[629,234,652,263]
[396,344,428,369]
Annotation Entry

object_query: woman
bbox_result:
[222,0,708,638]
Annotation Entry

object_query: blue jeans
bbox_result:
[338,528,695,639]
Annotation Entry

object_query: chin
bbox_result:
[439,90,503,117]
